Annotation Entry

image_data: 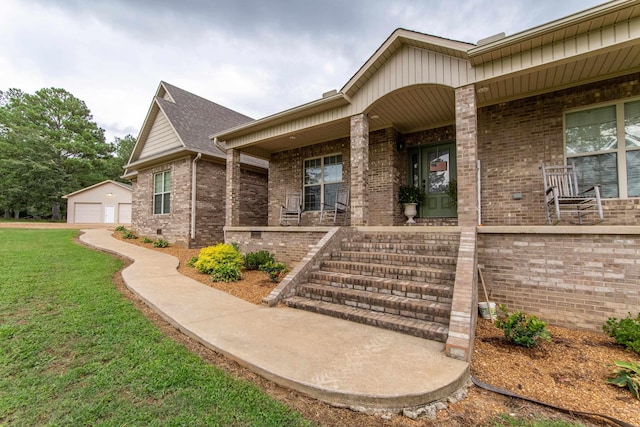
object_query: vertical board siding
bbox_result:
[140,111,182,158]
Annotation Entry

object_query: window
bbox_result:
[153,171,171,214]
[565,99,640,198]
[303,154,342,211]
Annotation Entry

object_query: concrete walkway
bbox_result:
[79,228,469,411]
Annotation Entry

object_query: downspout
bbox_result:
[477,160,482,225]
[191,152,202,240]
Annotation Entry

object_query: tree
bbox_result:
[0,87,125,219]
[103,134,136,182]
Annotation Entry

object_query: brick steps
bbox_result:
[296,283,451,323]
[321,260,455,284]
[285,296,449,342]
[283,230,459,343]
[308,271,453,301]
[335,250,457,268]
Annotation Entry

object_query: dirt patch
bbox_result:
[110,233,640,426]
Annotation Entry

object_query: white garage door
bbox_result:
[75,203,101,223]
[118,203,132,223]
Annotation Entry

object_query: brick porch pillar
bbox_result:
[454,84,479,227]
[350,114,369,226]
[226,148,241,227]
[445,84,479,361]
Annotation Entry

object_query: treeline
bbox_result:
[0,88,135,220]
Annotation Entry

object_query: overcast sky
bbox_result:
[1,0,605,142]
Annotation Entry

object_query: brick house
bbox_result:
[123,81,268,248]
[213,1,640,361]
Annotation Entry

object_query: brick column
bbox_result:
[350,114,369,226]
[455,85,479,227]
[445,84,479,361]
[226,148,241,227]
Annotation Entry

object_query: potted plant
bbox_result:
[446,179,458,207]
[398,185,426,224]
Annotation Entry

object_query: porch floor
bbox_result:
[80,228,469,411]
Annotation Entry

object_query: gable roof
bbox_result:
[62,180,132,199]
[124,81,267,176]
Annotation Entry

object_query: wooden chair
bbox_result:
[541,162,603,224]
[279,192,302,225]
[320,189,349,225]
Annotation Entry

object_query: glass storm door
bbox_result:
[420,142,457,218]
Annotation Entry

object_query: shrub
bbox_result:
[194,244,244,275]
[121,229,137,239]
[603,312,640,354]
[211,263,242,283]
[140,237,152,244]
[187,257,199,268]
[153,238,169,248]
[259,261,289,283]
[495,305,551,348]
[606,360,640,399]
[115,225,127,232]
[244,250,274,271]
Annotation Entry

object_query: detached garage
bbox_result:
[63,180,132,224]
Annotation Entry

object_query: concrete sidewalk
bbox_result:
[79,228,469,411]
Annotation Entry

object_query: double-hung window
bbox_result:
[303,154,342,211]
[153,171,171,214]
[565,99,640,198]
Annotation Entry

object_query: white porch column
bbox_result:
[226,148,241,227]
[350,114,369,226]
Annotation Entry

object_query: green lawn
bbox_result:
[0,229,311,426]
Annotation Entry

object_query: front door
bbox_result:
[419,142,457,218]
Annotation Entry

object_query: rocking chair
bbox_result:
[541,162,604,224]
[320,189,349,225]
[279,192,302,225]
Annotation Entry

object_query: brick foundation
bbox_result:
[478,226,640,331]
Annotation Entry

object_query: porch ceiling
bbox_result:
[475,37,640,107]
[237,85,456,159]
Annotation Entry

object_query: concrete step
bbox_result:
[333,250,457,268]
[320,260,455,285]
[296,283,451,323]
[308,270,453,302]
[284,296,449,342]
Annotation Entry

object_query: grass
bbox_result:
[0,229,311,427]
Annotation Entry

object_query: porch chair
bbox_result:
[320,189,350,225]
[279,191,302,225]
[541,162,603,224]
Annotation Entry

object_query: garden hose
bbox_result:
[471,376,637,427]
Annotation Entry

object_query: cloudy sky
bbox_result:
[1,0,605,142]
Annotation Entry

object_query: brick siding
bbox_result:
[225,228,329,266]
[478,229,640,331]
[478,74,640,226]
[132,155,267,248]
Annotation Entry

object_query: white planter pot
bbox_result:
[403,203,418,224]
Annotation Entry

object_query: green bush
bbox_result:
[495,305,551,348]
[187,256,199,268]
[603,312,640,354]
[244,250,275,270]
[121,229,137,239]
[194,244,244,275]
[211,263,242,283]
[153,238,169,248]
[606,360,640,399]
[115,225,127,232]
[259,261,289,283]
[140,237,152,244]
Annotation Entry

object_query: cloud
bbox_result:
[1,0,604,142]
